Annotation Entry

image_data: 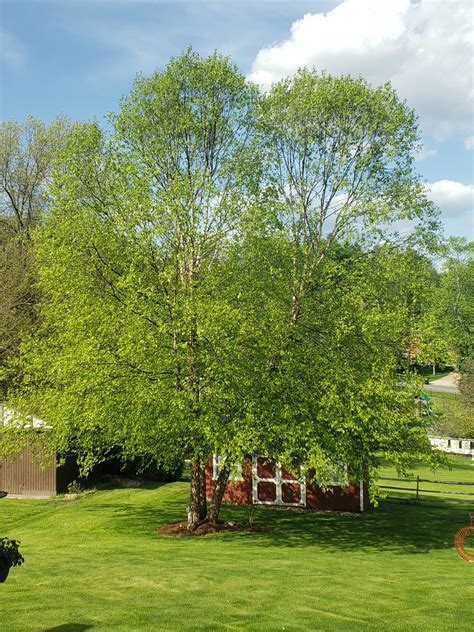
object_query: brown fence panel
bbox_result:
[0,446,56,496]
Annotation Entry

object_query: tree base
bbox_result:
[155,521,270,536]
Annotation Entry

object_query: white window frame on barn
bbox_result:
[212,455,243,481]
[252,456,307,507]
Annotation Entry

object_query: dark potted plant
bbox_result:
[0,538,24,583]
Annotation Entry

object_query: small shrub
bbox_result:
[119,456,184,482]
[246,505,256,527]
[0,538,24,568]
[66,480,83,495]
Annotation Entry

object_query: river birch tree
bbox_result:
[6,57,441,526]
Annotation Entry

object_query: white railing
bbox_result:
[430,436,474,460]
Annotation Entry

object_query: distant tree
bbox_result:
[449,357,474,437]
[0,116,71,396]
[422,239,473,437]
[437,238,473,366]
[459,359,474,408]
[380,248,439,370]
[418,237,473,372]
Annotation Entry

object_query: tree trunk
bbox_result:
[269,293,301,372]
[188,458,207,531]
[208,464,231,524]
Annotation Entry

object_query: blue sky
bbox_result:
[1,0,472,239]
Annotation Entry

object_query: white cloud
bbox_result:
[465,136,474,151]
[427,180,474,239]
[248,0,473,140]
[427,180,474,218]
[0,29,27,70]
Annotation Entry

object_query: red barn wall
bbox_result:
[206,458,369,512]
[306,481,367,512]
[206,460,253,505]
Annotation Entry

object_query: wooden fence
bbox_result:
[379,476,474,503]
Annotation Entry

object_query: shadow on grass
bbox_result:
[74,481,474,555]
[220,499,474,555]
[166,498,472,555]
[44,625,93,631]
[93,480,168,492]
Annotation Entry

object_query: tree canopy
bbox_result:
[5,51,445,527]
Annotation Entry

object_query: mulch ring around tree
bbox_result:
[156,521,271,537]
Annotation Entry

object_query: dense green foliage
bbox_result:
[0,116,71,396]
[419,238,473,369]
[438,239,473,365]
[4,50,448,524]
[100,453,185,483]
[459,359,474,409]
[418,238,474,437]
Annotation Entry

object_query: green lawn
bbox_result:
[1,470,474,632]
[378,453,474,504]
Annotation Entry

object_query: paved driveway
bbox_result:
[424,371,460,394]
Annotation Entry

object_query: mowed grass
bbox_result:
[1,471,474,632]
[378,453,474,504]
